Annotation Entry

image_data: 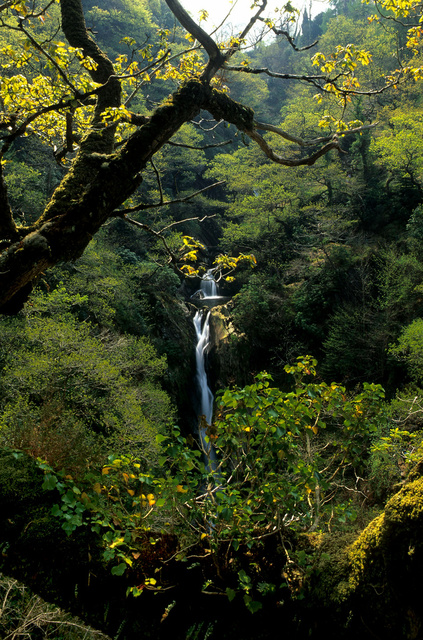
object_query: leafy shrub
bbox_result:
[0,287,174,475]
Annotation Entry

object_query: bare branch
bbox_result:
[0,0,14,11]
[254,120,307,146]
[224,64,398,96]
[209,0,240,35]
[192,118,224,132]
[224,63,328,89]
[1,0,56,17]
[118,213,217,277]
[159,213,216,234]
[254,120,378,147]
[233,0,268,50]
[114,181,225,215]
[150,156,164,205]
[166,139,232,150]
[257,16,318,52]
[247,128,343,167]
[29,0,57,18]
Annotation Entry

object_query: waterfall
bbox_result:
[193,270,218,464]
[194,310,214,426]
[199,270,217,299]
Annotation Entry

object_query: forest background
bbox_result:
[1,0,423,638]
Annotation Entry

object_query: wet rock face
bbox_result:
[209,305,234,347]
[207,304,250,390]
[191,296,231,309]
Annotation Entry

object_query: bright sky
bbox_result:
[182,0,329,30]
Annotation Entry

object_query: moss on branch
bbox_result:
[308,462,423,639]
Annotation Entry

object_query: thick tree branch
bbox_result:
[230,0,268,54]
[254,120,378,148]
[165,0,225,80]
[0,161,18,241]
[60,0,116,87]
[0,80,206,311]
[166,0,269,81]
[248,129,343,167]
[60,0,121,151]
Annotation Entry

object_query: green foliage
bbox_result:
[372,108,423,189]
[406,204,423,257]
[37,448,198,582]
[3,160,48,217]
[19,353,387,620]
[370,424,423,498]
[84,0,156,60]
[36,358,386,609]
[0,283,174,473]
[322,304,384,382]
[207,359,384,539]
[389,318,423,385]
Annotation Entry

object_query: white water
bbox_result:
[194,309,214,426]
[193,270,218,462]
[199,269,217,299]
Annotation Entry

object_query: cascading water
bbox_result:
[192,270,220,466]
[198,269,217,300]
[194,309,214,427]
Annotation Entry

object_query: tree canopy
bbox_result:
[1,0,421,312]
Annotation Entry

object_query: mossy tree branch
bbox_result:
[0,0,379,313]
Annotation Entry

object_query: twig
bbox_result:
[167,139,232,150]
[150,156,164,205]
[113,181,225,214]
